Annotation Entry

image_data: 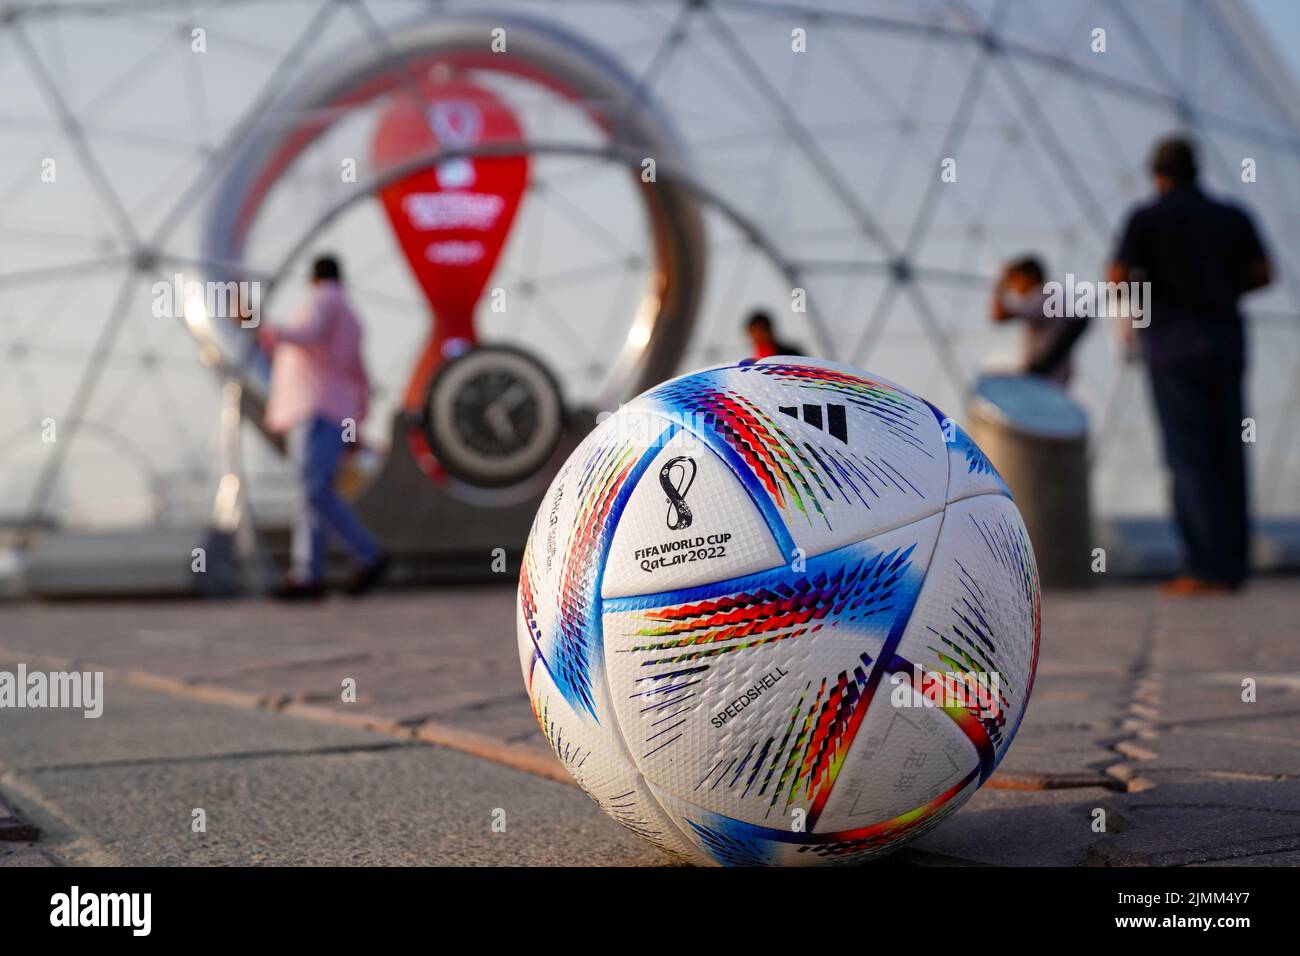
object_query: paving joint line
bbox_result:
[1100,614,1162,793]
[4,740,421,777]
[0,643,573,787]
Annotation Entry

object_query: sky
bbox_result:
[1249,0,1300,80]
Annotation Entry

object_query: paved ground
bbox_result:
[2,579,1299,865]
[0,671,672,866]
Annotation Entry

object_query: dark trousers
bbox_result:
[1148,358,1250,585]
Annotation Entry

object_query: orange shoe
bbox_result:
[1159,575,1230,597]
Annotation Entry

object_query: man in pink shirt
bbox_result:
[260,255,388,599]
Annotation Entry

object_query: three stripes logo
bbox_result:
[779,403,849,443]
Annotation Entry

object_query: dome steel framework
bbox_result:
[1,0,1298,532]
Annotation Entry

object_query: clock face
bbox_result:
[425,346,564,488]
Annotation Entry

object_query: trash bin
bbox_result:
[966,374,1092,589]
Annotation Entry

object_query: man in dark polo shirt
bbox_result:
[1108,136,1272,595]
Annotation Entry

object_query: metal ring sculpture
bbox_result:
[192,10,707,504]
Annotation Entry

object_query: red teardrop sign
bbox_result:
[372,79,528,360]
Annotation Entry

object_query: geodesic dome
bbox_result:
[2,0,1298,531]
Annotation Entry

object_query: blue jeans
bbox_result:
[287,416,381,583]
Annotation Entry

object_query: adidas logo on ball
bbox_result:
[778,402,848,442]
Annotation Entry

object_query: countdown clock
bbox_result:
[423,345,565,488]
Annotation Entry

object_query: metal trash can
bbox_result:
[967,374,1092,589]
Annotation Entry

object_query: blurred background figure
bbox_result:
[745,309,804,360]
[1108,136,1273,596]
[259,255,389,600]
[991,256,1088,386]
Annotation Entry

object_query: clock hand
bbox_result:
[482,381,529,443]
[485,403,518,442]
[495,381,529,411]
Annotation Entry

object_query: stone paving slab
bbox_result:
[15,748,677,866]
[1015,675,1132,727]
[0,675,673,867]
[0,843,55,866]
[994,725,1119,783]
[1173,713,1300,745]
[1083,781,1300,866]
[1132,728,1300,781]
[1189,850,1300,866]
[1155,679,1300,726]
[0,658,384,771]
[905,786,1115,866]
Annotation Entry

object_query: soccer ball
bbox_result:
[517,357,1039,865]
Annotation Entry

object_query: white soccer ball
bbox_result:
[517,356,1040,865]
